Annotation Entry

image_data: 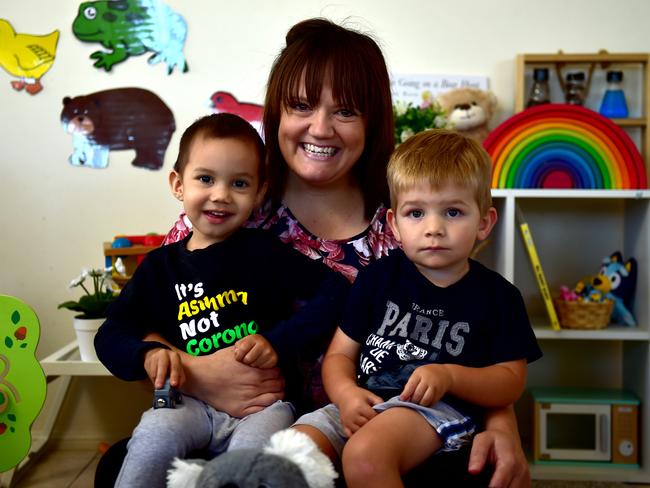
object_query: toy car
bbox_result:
[153,378,182,409]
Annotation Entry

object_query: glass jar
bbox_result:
[527,68,551,108]
[565,71,586,105]
[599,70,629,118]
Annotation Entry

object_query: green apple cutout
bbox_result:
[0,295,46,472]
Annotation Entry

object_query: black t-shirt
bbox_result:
[95,228,349,407]
[341,250,542,420]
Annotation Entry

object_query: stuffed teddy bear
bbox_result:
[166,429,337,488]
[436,87,497,143]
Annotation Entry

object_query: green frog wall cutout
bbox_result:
[72,0,188,74]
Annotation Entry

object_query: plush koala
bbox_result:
[436,88,497,143]
[166,429,337,488]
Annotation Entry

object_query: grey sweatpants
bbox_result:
[115,397,294,487]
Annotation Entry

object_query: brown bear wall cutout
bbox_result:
[60,87,175,170]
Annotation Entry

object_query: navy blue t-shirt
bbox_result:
[96,227,349,409]
[341,250,542,421]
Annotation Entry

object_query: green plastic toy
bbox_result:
[0,295,46,472]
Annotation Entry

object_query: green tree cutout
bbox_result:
[0,296,46,472]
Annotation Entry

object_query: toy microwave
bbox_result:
[531,387,639,464]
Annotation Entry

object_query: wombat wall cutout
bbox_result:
[72,0,188,74]
[60,87,175,170]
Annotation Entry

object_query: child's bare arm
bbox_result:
[400,359,527,408]
[323,328,383,436]
[233,334,278,369]
[143,347,186,390]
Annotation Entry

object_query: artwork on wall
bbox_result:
[391,73,489,106]
[60,87,175,170]
[210,91,263,135]
[0,19,59,95]
[72,0,188,74]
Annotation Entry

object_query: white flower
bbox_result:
[434,115,448,128]
[393,100,409,117]
[69,272,87,289]
[400,128,414,143]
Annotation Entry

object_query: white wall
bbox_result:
[2,0,650,443]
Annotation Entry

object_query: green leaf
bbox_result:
[11,310,20,325]
[4,336,13,348]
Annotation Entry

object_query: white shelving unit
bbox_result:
[498,52,650,482]
[478,189,650,482]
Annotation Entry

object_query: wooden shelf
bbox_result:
[104,242,158,286]
[519,53,650,64]
[103,242,159,256]
[515,52,650,178]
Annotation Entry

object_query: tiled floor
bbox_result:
[9,447,101,488]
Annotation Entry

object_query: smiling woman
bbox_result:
[99,17,531,488]
[278,81,366,191]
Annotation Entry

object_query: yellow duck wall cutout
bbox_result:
[0,19,59,95]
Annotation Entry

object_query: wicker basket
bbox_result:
[554,298,614,330]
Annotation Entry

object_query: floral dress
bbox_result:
[163,201,400,282]
[162,201,400,409]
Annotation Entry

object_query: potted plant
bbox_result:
[393,94,448,145]
[58,267,119,361]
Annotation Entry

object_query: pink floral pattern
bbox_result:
[163,202,400,282]
[162,214,192,246]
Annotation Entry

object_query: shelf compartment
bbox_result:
[533,323,650,341]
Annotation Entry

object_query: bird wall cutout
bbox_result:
[72,0,188,74]
[210,91,263,135]
[0,19,59,95]
[60,88,176,170]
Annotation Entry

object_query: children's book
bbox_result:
[516,206,561,331]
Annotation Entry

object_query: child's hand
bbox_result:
[400,364,452,407]
[233,335,278,369]
[338,386,383,437]
[143,347,185,390]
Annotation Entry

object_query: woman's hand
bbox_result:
[467,406,531,488]
[142,332,285,418]
[180,346,285,418]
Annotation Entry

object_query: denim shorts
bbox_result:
[294,396,475,457]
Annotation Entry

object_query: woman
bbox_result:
[115,18,529,487]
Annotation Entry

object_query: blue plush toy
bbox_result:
[589,251,637,326]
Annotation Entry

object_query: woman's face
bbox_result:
[278,81,365,189]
